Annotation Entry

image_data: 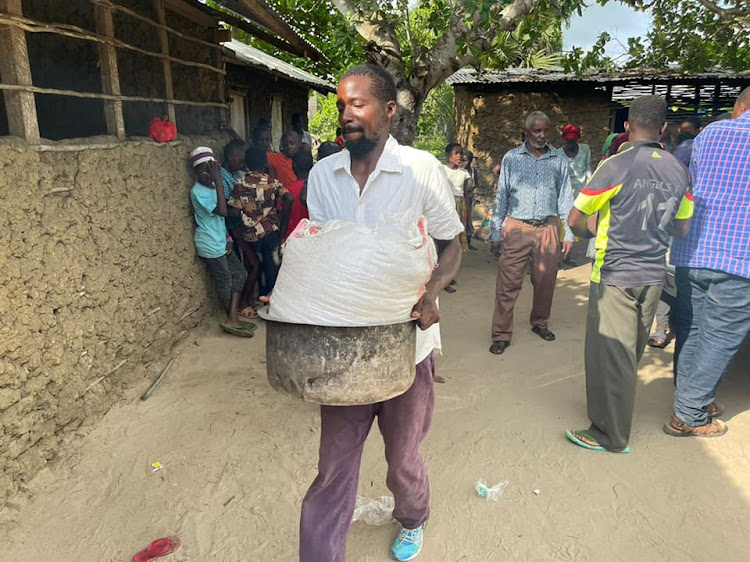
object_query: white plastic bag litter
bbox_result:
[266,214,437,327]
[475,479,509,501]
[351,495,395,525]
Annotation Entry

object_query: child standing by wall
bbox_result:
[189,146,256,337]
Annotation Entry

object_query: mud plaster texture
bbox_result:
[0,133,229,504]
[454,86,612,203]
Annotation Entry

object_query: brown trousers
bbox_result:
[491,217,560,342]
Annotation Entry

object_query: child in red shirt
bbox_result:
[285,150,314,239]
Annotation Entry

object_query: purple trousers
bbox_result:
[299,353,436,562]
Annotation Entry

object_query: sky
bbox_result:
[562,3,652,62]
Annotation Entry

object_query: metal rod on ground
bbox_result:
[141,358,174,401]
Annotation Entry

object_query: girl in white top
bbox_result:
[443,143,471,257]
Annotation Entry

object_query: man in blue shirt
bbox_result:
[665,87,750,438]
[489,111,575,355]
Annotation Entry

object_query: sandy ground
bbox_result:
[2,245,750,561]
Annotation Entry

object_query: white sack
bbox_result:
[266,213,437,326]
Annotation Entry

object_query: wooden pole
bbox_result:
[153,0,175,123]
[212,27,227,124]
[712,83,721,116]
[94,3,126,139]
[0,0,40,142]
[0,13,225,75]
[0,82,228,108]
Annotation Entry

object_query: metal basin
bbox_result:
[260,313,416,406]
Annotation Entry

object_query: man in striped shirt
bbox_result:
[564,95,693,453]
[665,87,750,438]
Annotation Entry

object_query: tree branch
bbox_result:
[417,0,539,93]
[693,0,749,30]
[330,0,405,75]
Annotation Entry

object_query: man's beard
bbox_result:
[345,132,380,157]
[528,139,547,149]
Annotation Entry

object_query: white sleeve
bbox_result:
[306,165,326,222]
[423,159,465,240]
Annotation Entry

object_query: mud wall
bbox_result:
[454,86,612,200]
[0,134,228,502]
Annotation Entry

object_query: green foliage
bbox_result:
[564,0,750,73]
[308,93,340,141]
[413,136,448,160]
[563,31,618,74]
[238,1,575,79]
[417,83,455,140]
[621,0,750,72]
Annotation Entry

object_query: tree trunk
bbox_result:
[391,84,424,146]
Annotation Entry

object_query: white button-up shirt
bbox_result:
[307,135,465,364]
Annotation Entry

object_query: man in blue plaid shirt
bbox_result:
[665,87,750,438]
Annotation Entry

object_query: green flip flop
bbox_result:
[220,322,257,338]
[565,429,631,453]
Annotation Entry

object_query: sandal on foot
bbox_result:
[647,332,669,348]
[663,414,728,437]
[532,325,556,341]
[565,429,630,453]
[489,341,510,355]
[132,537,180,562]
[444,285,457,293]
[220,322,257,338]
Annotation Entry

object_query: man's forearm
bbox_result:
[424,237,462,299]
[214,182,229,216]
[568,207,593,238]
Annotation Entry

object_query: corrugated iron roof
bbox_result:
[213,0,323,60]
[446,67,750,86]
[223,39,334,93]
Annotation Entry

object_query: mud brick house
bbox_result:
[0,0,330,503]
[223,38,334,150]
[447,67,750,197]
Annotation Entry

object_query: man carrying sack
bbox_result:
[298,64,464,562]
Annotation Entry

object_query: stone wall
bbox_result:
[454,86,612,200]
[0,133,228,503]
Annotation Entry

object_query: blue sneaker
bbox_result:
[390,524,425,561]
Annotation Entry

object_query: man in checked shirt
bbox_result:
[665,87,750,438]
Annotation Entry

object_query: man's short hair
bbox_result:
[245,147,268,172]
[445,142,461,155]
[524,111,550,129]
[318,141,341,160]
[682,115,701,131]
[627,95,667,130]
[340,64,397,104]
[737,86,750,107]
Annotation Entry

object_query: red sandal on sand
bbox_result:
[132,537,181,562]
